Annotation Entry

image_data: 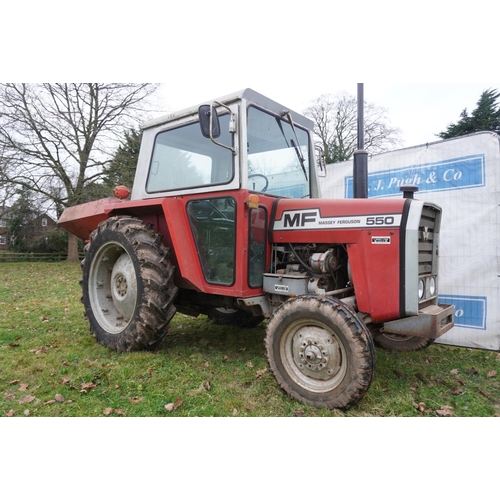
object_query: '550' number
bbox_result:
[366,216,395,226]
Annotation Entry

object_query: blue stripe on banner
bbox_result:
[344,154,485,198]
[439,295,487,330]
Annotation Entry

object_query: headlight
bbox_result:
[419,279,425,299]
[429,277,436,296]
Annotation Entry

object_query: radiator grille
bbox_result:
[418,204,440,276]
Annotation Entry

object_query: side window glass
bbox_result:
[147,114,233,193]
[248,207,267,287]
[187,197,236,285]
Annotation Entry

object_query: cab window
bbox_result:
[247,106,310,198]
[147,115,233,193]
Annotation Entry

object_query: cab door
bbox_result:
[187,196,236,286]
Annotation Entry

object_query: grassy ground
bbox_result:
[1,262,499,417]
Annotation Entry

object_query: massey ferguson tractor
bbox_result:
[58,88,454,409]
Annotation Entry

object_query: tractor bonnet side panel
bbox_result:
[271,197,407,323]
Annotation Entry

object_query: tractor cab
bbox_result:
[131,88,321,202]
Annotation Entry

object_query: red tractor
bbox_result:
[58,89,454,409]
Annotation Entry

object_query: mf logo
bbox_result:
[283,211,318,228]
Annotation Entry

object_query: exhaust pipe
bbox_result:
[353,83,368,199]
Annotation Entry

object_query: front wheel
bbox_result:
[265,296,375,410]
[372,330,434,351]
[81,216,178,352]
[208,308,264,328]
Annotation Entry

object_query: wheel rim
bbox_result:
[88,241,138,334]
[381,333,415,342]
[215,308,238,315]
[280,318,347,393]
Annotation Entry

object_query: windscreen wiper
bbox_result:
[282,111,308,181]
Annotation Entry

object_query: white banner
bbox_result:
[321,132,500,351]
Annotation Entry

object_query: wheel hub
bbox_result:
[110,252,137,318]
[89,242,138,334]
[292,326,342,381]
[303,344,323,364]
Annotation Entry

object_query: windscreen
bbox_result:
[247,106,310,198]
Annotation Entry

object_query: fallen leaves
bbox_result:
[103,407,125,415]
[415,401,428,413]
[29,344,54,355]
[189,381,211,396]
[413,401,455,417]
[435,406,454,417]
[164,398,183,412]
[79,382,97,393]
[44,394,73,406]
[18,394,35,404]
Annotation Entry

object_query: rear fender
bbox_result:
[57,198,119,240]
[57,198,166,240]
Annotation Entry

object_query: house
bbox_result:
[0,210,9,249]
[32,213,58,242]
[0,208,57,249]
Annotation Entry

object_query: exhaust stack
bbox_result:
[353,83,368,198]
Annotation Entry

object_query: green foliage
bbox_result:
[438,89,500,139]
[325,140,345,164]
[6,188,38,252]
[1,263,499,417]
[102,128,142,190]
[30,228,69,253]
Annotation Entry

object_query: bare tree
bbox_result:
[0,83,159,261]
[304,92,402,164]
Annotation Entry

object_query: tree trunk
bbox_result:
[67,232,80,262]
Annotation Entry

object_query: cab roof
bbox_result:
[142,88,314,131]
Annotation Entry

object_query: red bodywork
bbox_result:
[58,191,408,324]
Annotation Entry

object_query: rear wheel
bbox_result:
[81,216,178,352]
[265,296,375,410]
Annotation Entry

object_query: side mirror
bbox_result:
[315,143,327,177]
[198,104,221,139]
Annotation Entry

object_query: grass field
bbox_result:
[1,262,499,417]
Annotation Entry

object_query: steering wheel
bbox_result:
[248,173,269,193]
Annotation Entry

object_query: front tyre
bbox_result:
[265,296,375,410]
[208,308,264,328]
[81,216,178,352]
[372,331,434,351]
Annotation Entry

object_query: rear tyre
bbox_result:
[265,296,375,410]
[208,308,264,328]
[81,216,178,352]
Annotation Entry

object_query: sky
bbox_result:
[155,82,500,149]
[3,3,498,151]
